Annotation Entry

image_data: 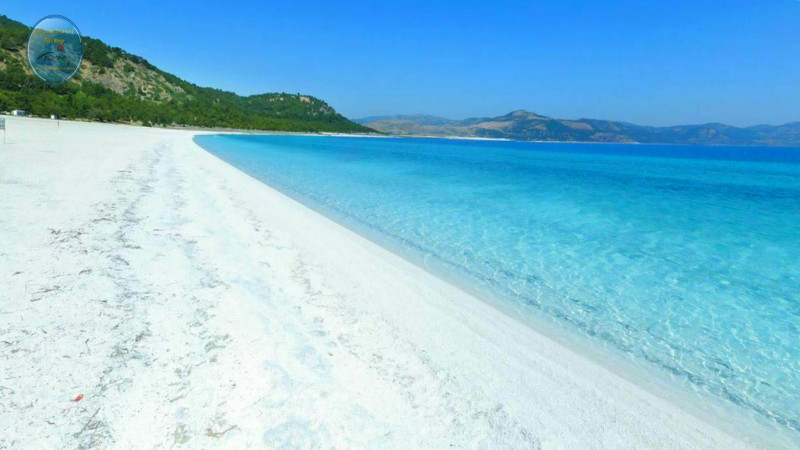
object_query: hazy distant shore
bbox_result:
[355,111,800,146]
[1,117,762,448]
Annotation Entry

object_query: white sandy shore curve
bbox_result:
[1,117,757,448]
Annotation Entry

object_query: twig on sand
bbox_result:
[75,407,100,437]
[31,286,61,302]
[205,425,238,438]
[33,286,60,293]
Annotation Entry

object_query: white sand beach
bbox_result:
[1,117,756,448]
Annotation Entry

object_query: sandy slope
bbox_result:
[0,118,754,449]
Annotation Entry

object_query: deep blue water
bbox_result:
[195,135,800,437]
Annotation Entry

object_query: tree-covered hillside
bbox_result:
[0,15,373,132]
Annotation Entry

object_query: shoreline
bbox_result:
[6,114,799,147]
[194,132,800,449]
[0,117,786,448]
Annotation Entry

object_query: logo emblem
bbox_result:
[26,15,83,85]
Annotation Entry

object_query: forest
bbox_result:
[0,15,373,133]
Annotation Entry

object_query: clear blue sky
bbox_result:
[6,0,800,126]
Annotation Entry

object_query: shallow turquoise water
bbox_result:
[195,135,800,437]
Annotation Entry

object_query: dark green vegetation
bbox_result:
[0,15,372,132]
[358,111,800,146]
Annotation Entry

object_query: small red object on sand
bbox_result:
[73,394,84,402]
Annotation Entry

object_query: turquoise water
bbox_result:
[195,135,800,438]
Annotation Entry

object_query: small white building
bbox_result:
[11,110,26,117]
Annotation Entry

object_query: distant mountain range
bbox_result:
[356,110,800,146]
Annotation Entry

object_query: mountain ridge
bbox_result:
[356,111,800,146]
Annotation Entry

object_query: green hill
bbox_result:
[0,15,372,133]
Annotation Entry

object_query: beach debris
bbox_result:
[73,394,84,402]
[31,285,61,302]
[32,286,60,295]
[205,425,237,438]
[173,423,191,444]
[74,407,100,437]
[78,269,92,275]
